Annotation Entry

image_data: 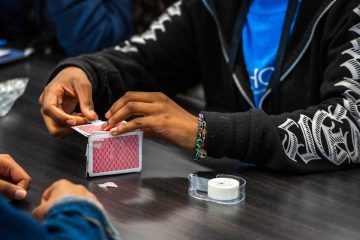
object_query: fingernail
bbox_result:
[105,111,111,119]
[101,122,108,130]
[110,127,118,134]
[15,189,27,200]
[89,110,98,119]
[66,119,76,126]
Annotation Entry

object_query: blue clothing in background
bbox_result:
[47,0,132,56]
[0,196,120,240]
[242,0,299,108]
[0,0,132,56]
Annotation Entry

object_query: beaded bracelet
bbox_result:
[194,112,207,161]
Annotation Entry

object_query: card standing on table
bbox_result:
[72,120,143,177]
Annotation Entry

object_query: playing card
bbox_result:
[87,131,143,177]
[72,120,126,137]
[71,120,106,137]
[72,120,142,177]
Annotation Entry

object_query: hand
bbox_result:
[102,92,198,149]
[32,179,102,221]
[0,154,32,200]
[38,67,98,137]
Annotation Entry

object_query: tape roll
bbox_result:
[207,177,239,201]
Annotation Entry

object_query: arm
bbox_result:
[39,1,201,137]
[100,1,360,173]
[47,0,200,115]
[46,0,132,56]
[204,2,360,172]
[0,157,119,239]
[41,2,360,173]
[33,179,120,240]
[0,154,31,200]
[0,195,119,240]
[0,197,48,239]
[42,198,119,240]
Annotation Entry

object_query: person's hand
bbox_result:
[102,92,198,149]
[38,67,98,137]
[0,154,32,200]
[32,179,102,221]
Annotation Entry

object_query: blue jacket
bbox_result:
[0,196,120,240]
[0,0,132,56]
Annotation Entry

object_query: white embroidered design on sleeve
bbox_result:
[114,1,182,53]
[279,10,360,165]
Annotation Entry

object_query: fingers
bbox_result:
[32,179,70,221]
[72,80,98,120]
[33,179,102,221]
[103,102,158,131]
[106,91,199,149]
[40,180,58,201]
[0,179,27,200]
[110,116,155,135]
[40,90,82,137]
[16,178,32,191]
[39,67,98,136]
[32,185,53,220]
[104,92,168,130]
[42,107,88,127]
[10,164,32,191]
[105,92,164,118]
[1,154,32,188]
[32,204,47,221]
[40,109,82,137]
[0,154,31,200]
[41,88,74,121]
[38,92,44,105]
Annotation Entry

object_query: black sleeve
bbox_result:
[48,0,201,117]
[204,2,360,173]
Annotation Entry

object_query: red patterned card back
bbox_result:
[92,134,140,173]
[78,123,103,134]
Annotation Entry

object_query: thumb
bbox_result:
[73,80,98,120]
[32,204,47,221]
[0,180,27,200]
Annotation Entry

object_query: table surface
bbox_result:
[1,56,360,240]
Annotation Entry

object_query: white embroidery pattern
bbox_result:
[340,38,360,79]
[114,1,182,53]
[353,4,360,17]
[279,88,360,165]
[279,8,360,165]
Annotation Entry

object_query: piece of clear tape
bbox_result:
[0,78,29,117]
[188,173,246,205]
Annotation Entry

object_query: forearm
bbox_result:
[203,94,360,173]
[47,1,201,115]
[203,2,360,173]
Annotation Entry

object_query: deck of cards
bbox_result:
[72,120,143,177]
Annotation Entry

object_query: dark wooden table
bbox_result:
[1,56,360,240]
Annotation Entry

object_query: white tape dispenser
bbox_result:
[188,172,246,205]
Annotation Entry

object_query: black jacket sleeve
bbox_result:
[204,2,360,173]
[48,0,201,118]
[48,0,360,173]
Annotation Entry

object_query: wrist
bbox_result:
[52,196,104,211]
[193,112,207,161]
